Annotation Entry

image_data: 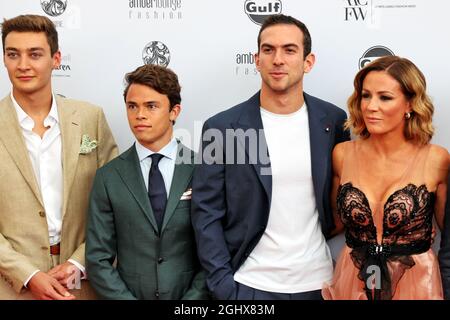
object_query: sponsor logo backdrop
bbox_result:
[1,0,448,256]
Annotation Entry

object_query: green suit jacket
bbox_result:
[86,142,208,299]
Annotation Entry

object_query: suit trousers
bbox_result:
[235,282,323,300]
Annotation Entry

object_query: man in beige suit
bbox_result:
[0,14,118,299]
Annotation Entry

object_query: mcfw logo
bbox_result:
[244,0,282,25]
[344,0,370,21]
[142,41,171,67]
[359,46,395,69]
[41,0,67,17]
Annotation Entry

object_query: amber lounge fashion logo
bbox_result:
[244,0,282,25]
[359,45,394,69]
[128,0,183,20]
[235,51,258,77]
[142,41,171,67]
[41,0,67,17]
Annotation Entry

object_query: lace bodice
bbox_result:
[335,141,436,299]
[337,182,434,249]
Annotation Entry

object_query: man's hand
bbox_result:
[28,271,75,300]
[48,261,81,288]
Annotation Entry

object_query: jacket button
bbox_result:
[39,211,46,217]
[155,291,160,298]
[158,257,164,264]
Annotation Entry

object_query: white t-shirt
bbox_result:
[233,103,333,293]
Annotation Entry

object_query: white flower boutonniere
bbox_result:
[79,134,98,154]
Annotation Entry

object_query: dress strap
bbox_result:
[397,143,431,186]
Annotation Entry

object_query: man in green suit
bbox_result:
[85,64,208,300]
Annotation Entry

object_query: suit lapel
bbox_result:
[161,143,194,231]
[305,93,331,212]
[233,92,272,203]
[57,96,81,218]
[230,92,333,213]
[115,145,159,232]
[0,96,44,207]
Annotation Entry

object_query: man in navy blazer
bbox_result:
[192,14,350,300]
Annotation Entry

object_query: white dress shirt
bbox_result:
[135,137,178,196]
[11,93,85,286]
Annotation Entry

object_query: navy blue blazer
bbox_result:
[439,172,450,299]
[191,91,350,299]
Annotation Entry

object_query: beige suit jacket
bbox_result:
[0,94,118,299]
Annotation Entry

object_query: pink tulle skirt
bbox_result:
[322,245,443,300]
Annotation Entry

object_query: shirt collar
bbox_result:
[135,137,178,163]
[10,92,59,130]
[260,102,307,117]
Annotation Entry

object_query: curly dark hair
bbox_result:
[123,64,181,110]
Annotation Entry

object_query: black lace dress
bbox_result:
[322,141,443,300]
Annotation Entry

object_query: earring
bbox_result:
[405,112,411,119]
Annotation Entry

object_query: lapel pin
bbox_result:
[325,126,330,133]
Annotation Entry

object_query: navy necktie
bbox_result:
[148,153,167,231]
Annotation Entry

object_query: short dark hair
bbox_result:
[1,14,58,56]
[123,64,181,109]
[257,14,312,58]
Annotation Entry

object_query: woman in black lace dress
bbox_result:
[322,56,449,300]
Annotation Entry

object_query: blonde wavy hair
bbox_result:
[346,56,434,145]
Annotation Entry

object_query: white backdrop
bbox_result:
[1,0,449,256]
